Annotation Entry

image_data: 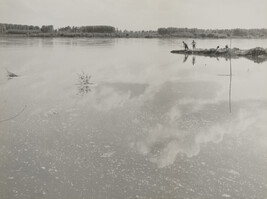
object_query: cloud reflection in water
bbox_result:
[132,102,267,168]
[125,80,267,168]
[73,73,266,168]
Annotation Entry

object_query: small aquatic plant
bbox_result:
[77,71,92,85]
[76,71,94,95]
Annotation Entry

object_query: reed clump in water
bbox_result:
[76,71,94,95]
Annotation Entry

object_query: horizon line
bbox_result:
[1,22,267,31]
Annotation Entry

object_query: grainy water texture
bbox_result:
[0,37,267,199]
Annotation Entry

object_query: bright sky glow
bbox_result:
[0,0,266,30]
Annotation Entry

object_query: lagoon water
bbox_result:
[0,37,267,199]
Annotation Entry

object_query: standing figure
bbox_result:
[215,46,220,54]
[192,40,196,49]
[182,41,189,51]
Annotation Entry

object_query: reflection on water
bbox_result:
[77,83,92,95]
[183,54,196,66]
[180,53,233,112]
[229,58,232,113]
[192,56,196,65]
[129,80,227,167]
[183,54,189,63]
[0,38,267,199]
[132,101,266,167]
[217,57,232,113]
[181,54,197,66]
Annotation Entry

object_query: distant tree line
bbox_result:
[0,23,115,36]
[58,25,115,33]
[157,27,267,38]
[0,23,41,34]
[0,23,56,34]
[1,23,267,38]
[40,25,54,33]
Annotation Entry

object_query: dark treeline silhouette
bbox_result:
[0,23,267,38]
[58,26,115,33]
[41,25,54,33]
[158,27,267,38]
[0,23,115,37]
[57,25,116,37]
[0,23,41,34]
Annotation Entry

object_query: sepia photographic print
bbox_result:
[0,0,267,198]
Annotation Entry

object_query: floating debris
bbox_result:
[6,69,19,78]
[101,151,115,158]
[7,176,14,180]
[45,108,59,117]
[0,105,27,123]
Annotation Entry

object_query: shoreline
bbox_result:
[1,24,267,39]
[1,33,267,39]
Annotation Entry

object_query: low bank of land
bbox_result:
[1,23,267,39]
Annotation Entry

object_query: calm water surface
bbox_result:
[0,38,267,199]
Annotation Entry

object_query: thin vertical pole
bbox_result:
[229,34,232,113]
[229,57,232,113]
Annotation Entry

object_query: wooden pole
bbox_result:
[229,57,232,113]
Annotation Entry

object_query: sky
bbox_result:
[0,0,267,30]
